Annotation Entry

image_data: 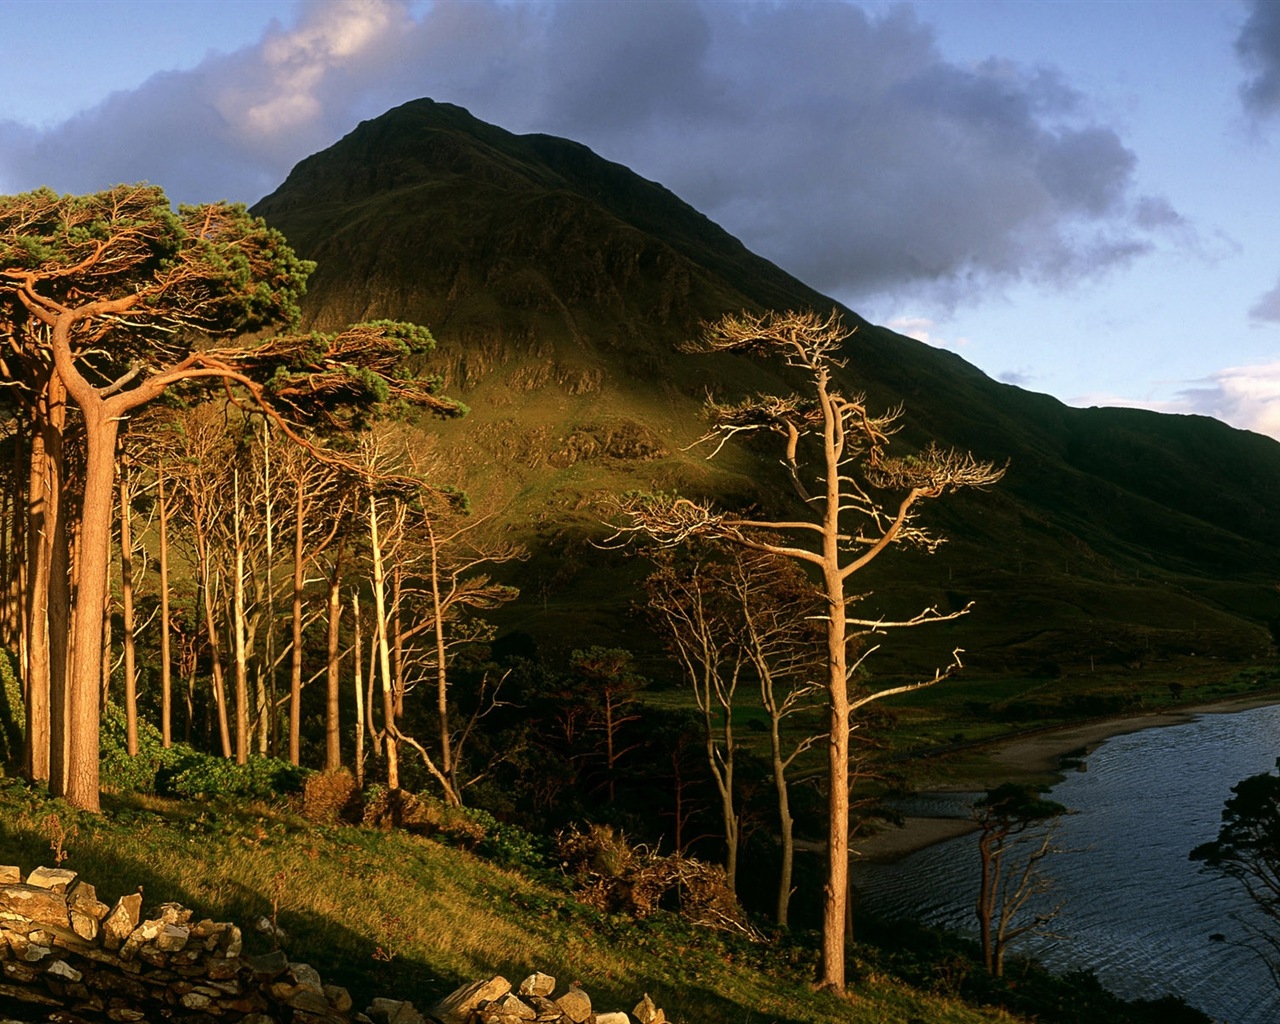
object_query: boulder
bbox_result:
[100,893,143,951]
[0,883,70,930]
[428,976,511,1023]
[24,866,77,892]
[517,971,556,997]
[554,984,592,1024]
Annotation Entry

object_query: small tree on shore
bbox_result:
[973,782,1068,977]
[1191,759,1280,986]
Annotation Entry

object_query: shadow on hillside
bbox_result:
[0,788,819,1023]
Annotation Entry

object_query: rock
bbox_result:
[428,976,511,1023]
[46,959,83,982]
[247,948,290,979]
[100,893,142,951]
[517,972,556,997]
[289,960,325,992]
[66,880,110,921]
[368,997,426,1024]
[0,867,20,884]
[215,921,243,958]
[633,994,666,1024]
[25,866,77,892]
[290,986,338,1014]
[0,883,70,930]
[595,1014,632,1024]
[484,992,537,1020]
[179,990,212,1009]
[69,909,99,942]
[154,924,189,952]
[554,984,592,1023]
[324,983,354,1011]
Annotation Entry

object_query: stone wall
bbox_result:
[0,865,668,1024]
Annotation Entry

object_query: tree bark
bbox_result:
[118,457,138,755]
[289,475,305,765]
[156,459,173,748]
[325,561,343,771]
[367,492,398,790]
[232,471,248,766]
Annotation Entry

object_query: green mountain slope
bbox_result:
[252,98,1280,680]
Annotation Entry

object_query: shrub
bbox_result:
[158,750,309,801]
[99,704,176,793]
[302,767,359,824]
[555,824,759,937]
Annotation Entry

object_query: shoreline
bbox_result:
[854,691,1280,863]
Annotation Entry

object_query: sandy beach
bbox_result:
[854,692,1280,863]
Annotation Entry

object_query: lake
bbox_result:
[852,702,1280,1023]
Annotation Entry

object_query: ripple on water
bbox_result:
[853,703,1280,1024]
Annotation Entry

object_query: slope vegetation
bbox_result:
[252,98,1280,681]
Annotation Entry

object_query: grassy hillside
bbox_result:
[0,776,1209,1024]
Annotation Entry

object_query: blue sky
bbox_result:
[3,0,1279,438]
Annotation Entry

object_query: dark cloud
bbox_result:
[0,0,1177,312]
[1237,0,1280,116]
[1250,276,1280,322]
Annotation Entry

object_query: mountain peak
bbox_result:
[252,101,1280,674]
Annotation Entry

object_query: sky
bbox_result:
[3,0,1279,438]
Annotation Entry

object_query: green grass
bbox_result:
[0,776,1026,1024]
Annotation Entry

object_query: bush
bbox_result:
[99,704,176,793]
[159,749,309,801]
[302,767,359,824]
[555,824,759,937]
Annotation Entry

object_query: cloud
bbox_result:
[884,315,970,351]
[1249,276,1280,322]
[1085,362,1280,441]
[1237,0,1280,116]
[0,0,1178,312]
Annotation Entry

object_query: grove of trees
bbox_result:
[1,187,1009,998]
[0,185,460,811]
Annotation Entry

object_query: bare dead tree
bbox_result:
[610,308,1005,993]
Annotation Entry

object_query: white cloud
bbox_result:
[1082,361,1280,441]
[884,315,970,351]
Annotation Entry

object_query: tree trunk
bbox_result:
[156,459,172,748]
[23,392,58,782]
[118,459,138,756]
[289,479,305,765]
[325,563,342,771]
[428,521,453,786]
[233,471,248,766]
[818,370,851,994]
[198,548,233,759]
[976,831,997,973]
[770,716,795,927]
[352,592,364,789]
[367,492,398,789]
[59,400,119,812]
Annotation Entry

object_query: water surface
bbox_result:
[853,703,1280,1023]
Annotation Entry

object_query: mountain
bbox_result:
[251,98,1280,682]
